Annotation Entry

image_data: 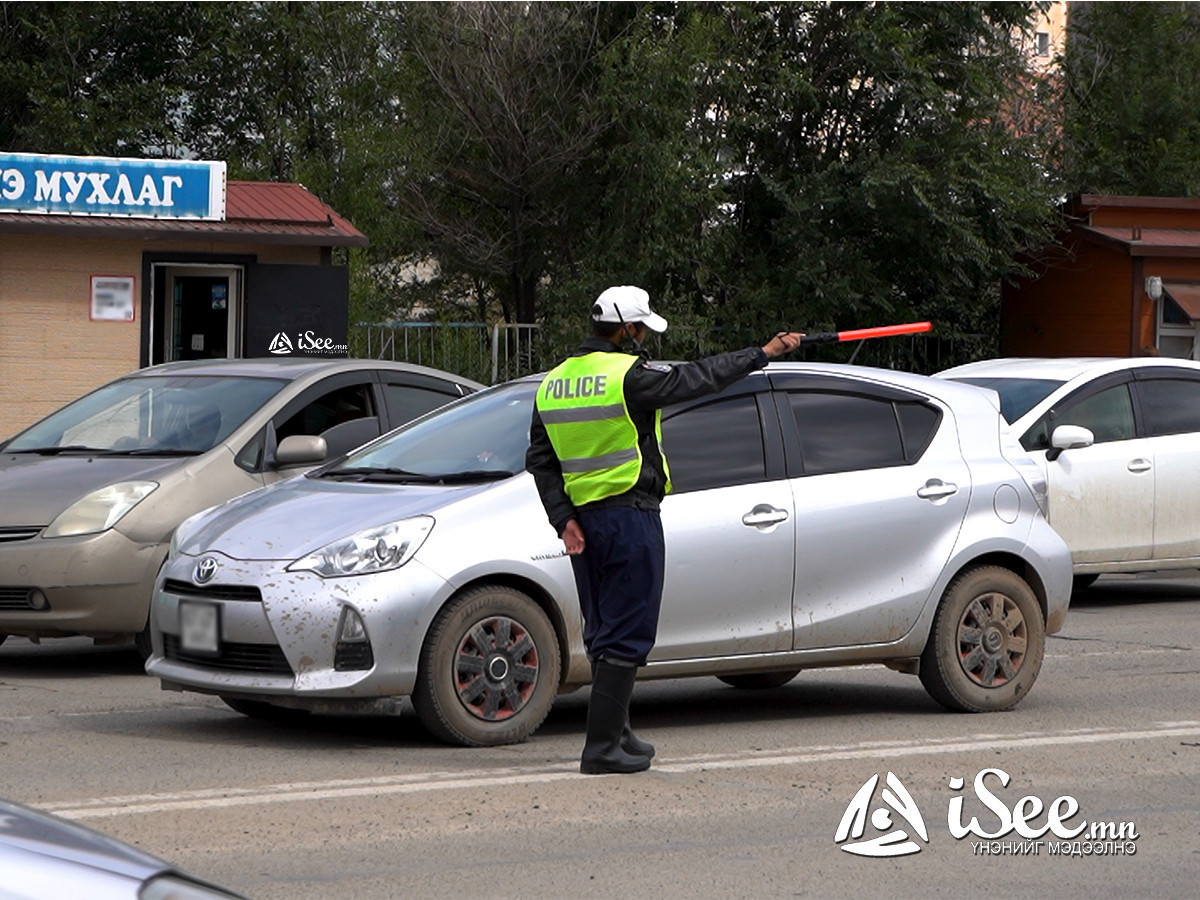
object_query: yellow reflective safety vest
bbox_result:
[536,352,671,506]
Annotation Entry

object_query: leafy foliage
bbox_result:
[0,1,1062,361]
[1059,2,1200,197]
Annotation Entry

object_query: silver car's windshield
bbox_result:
[5,375,286,455]
[948,377,1063,424]
[321,381,536,481]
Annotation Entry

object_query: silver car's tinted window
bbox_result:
[661,396,765,493]
[340,382,534,476]
[1136,377,1200,436]
[787,392,912,475]
[950,377,1063,424]
[6,376,286,454]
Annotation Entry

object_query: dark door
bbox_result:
[172,275,231,360]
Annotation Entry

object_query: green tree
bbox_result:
[1060,1,1200,196]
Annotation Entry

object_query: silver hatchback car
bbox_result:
[147,363,1072,746]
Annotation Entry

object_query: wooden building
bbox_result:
[1002,195,1200,360]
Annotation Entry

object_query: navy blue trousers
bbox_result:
[569,506,666,666]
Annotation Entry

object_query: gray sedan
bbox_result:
[147,363,1072,746]
[0,358,480,656]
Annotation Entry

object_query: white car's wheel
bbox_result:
[920,565,1045,712]
[413,585,561,747]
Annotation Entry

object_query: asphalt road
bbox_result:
[3,570,1200,899]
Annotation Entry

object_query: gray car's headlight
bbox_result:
[43,481,159,538]
[287,517,434,578]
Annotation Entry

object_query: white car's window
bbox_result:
[1026,383,1135,449]
[661,396,765,493]
[1136,378,1200,436]
[5,376,285,455]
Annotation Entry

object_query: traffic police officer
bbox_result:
[526,285,803,774]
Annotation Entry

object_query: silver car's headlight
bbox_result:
[287,517,434,578]
[43,481,158,538]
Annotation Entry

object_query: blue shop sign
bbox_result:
[0,152,226,220]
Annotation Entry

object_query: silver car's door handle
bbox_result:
[917,479,959,501]
[742,504,789,527]
[1127,458,1152,473]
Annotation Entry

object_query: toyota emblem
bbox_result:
[194,556,219,584]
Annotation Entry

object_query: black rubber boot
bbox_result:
[580,660,652,775]
[591,659,655,759]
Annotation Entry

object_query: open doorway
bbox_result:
[150,265,243,364]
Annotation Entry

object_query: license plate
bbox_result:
[180,600,219,654]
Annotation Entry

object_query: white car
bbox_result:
[938,357,1200,584]
[146,363,1072,746]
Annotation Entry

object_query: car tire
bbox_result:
[919,565,1045,713]
[717,670,800,690]
[413,585,561,747]
[133,620,153,661]
[220,696,311,722]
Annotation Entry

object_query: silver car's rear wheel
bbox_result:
[920,565,1045,712]
[413,585,561,746]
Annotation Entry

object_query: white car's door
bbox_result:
[652,392,795,661]
[1027,380,1154,563]
[775,385,970,650]
[1134,374,1200,561]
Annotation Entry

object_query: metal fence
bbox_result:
[351,321,993,384]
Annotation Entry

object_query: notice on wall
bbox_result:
[90,275,136,322]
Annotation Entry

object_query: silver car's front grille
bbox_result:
[163,634,293,675]
[0,587,37,610]
[0,526,43,543]
[162,579,263,603]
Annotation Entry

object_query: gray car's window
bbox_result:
[661,396,765,493]
[5,376,285,454]
[949,377,1063,424]
[1136,378,1200,436]
[382,383,460,425]
[787,391,908,475]
[1024,383,1135,449]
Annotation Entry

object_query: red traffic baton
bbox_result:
[799,321,932,346]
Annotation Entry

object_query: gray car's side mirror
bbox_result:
[1046,424,1094,462]
[274,434,328,468]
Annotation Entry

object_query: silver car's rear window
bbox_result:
[948,377,1063,424]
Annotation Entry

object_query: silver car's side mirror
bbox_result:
[274,434,328,468]
[1046,424,1094,462]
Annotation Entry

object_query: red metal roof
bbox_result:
[0,181,367,247]
[1075,224,1200,258]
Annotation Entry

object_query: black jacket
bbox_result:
[526,337,769,535]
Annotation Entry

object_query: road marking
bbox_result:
[42,720,1200,821]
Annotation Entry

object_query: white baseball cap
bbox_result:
[591,285,668,333]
